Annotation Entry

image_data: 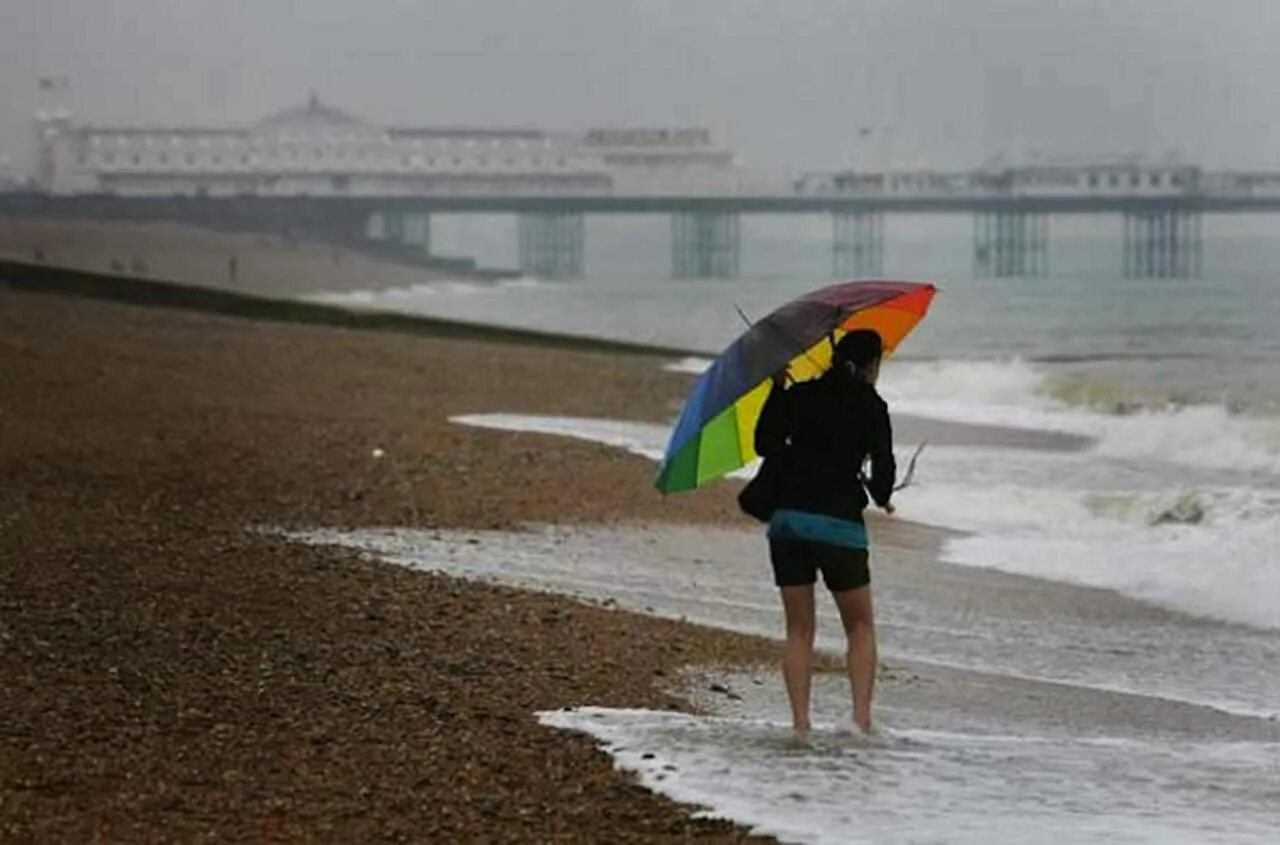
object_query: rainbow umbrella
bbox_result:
[655,280,937,494]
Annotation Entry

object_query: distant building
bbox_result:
[795,156,1202,198]
[580,127,737,191]
[0,153,20,192]
[32,95,739,197]
[795,169,970,196]
[1199,170,1280,196]
[1004,157,1200,197]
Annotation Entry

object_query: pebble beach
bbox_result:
[0,284,779,841]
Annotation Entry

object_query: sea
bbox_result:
[307,213,1280,843]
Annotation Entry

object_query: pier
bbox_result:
[974,210,1049,278]
[20,98,1280,281]
[7,189,1278,280]
[518,212,585,280]
[832,211,884,278]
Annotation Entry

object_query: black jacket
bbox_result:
[754,365,895,521]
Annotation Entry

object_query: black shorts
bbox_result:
[769,538,870,592]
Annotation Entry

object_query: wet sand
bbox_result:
[295,519,1278,743]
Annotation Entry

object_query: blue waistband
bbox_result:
[767,509,868,550]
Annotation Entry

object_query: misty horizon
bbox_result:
[5,0,1280,174]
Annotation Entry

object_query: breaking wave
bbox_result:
[879,358,1280,476]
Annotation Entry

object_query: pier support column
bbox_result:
[399,211,432,252]
[518,212,585,279]
[367,210,431,251]
[974,210,1049,278]
[832,211,884,278]
[671,211,740,279]
[1122,210,1202,279]
[366,210,396,241]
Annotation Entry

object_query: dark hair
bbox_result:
[835,329,883,369]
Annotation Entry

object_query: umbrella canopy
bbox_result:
[655,280,937,494]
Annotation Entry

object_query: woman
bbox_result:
[754,329,895,737]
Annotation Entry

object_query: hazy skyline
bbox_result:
[5,0,1280,174]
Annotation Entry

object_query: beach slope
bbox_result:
[0,286,771,841]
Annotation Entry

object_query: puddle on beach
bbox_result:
[280,523,1280,843]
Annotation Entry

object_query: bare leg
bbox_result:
[779,584,816,738]
[832,585,876,732]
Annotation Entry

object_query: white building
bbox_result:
[579,127,738,192]
[1200,170,1280,196]
[794,169,971,196]
[0,153,19,191]
[795,156,1202,198]
[33,95,739,198]
[1004,157,1199,196]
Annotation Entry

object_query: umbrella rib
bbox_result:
[734,302,827,377]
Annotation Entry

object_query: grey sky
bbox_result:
[5,0,1279,173]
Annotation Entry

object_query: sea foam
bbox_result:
[313,276,558,306]
[539,706,1280,845]
[449,357,1280,630]
[881,359,1280,475]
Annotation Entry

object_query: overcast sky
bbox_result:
[5,0,1280,173]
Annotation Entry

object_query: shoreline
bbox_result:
[277,515,1279,841]
[4,270,1273,840]
[0,216,517,291]
[293,518,1280,724]
[0,255,704,360]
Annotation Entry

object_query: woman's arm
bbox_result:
[865,397,897,510]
